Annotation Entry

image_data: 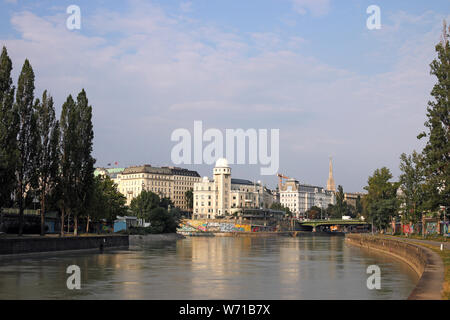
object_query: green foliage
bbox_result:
[159,196,174,210]
[0,46,17,209]
[130,190,161,220]
[270,202,293,217]
[417,23,450,215]
[305,205,321,219]
[35,90,60,235]
[0,47,103,236]
[14,59,40,235]
[147,207,179,233]
[364,167,399,231]
[185,189,193,210]
[399,151,425,223]
[59,90,96,234]
[355,195,363,216]
[333,185,347,218]
[87,175,127,222]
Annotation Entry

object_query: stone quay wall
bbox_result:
[346,234,444,300]
[0,235,129,255]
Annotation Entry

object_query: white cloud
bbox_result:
[292,0,331,17]
[0,4,443,191]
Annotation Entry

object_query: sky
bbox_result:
[0,0,449,192]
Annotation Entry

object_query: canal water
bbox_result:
[0,235,418,299]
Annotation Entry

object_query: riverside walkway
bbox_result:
[380,235,450,250]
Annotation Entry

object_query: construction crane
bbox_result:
[277,173,291,190]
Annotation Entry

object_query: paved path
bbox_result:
[381,235,450,250]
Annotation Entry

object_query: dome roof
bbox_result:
[202,176,209,182]
[215,158,229,168]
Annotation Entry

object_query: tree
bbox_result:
[14,59,40,236]
[0,47,17,226]
[159,197,174,210]
[399,151,425,224]
[86,175,127,231]
[147,207,179,233]
[345,203,356,218]
[59,95,78,236]
[417,21,450,216]
[74,89,95,235]
[306,206,321,220]
[270,202,293,217]
[35,90,60,235]
[355,195,363,217]
[130,190,160,221]
[185,189,193,212]
[364,167,399,232]
[325,204,334,219]
[59,90,95,236]
[333,185,347,218]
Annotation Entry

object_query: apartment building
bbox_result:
[279,179,335,219]
[96,165,200,211]
[193,158,274,219]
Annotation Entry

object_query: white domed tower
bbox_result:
[214,158,231,216]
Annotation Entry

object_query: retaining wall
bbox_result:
[346,234,444,300]
[129,233,184,245]
[0,235,129,255]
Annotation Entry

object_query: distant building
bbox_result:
[96,165,201,211]
[193,158,274,220]
[94,167,125,179]
[343,192,366,208]
[280,179,335,219]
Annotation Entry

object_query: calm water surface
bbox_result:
[0,235,418,299]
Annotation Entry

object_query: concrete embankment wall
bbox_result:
[346,234,444,300]
[129,233,184,245]
[0,235,129,256]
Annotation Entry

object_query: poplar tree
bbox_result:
[417,21,450,215]
[59,95,77,236]
[60,90,95,236]
[15,59,39,235]
[36,90,60,235]
[74,89,95,235]
[0,47,17,214]
[334,185,347,218]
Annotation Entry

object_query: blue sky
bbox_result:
[1,0,449,191]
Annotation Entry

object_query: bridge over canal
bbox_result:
[298,219,369,232]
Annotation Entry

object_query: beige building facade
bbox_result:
[102,165,200,210]
[193,158,274,219]
[280,179,335,219]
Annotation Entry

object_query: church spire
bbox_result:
[326,157,336,192]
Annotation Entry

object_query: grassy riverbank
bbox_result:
[405,241,450,300]
[386,234,449,300]
[393,234,449,243]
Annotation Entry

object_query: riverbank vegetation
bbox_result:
[128,190,181,234]
[360,22,449,233]
[0,46,127,236]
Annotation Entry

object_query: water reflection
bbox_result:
[0,235,418,299]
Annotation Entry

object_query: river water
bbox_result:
[0,235,418,299]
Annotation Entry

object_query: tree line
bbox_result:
[361,22,449,232]
[0,46,126,236]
